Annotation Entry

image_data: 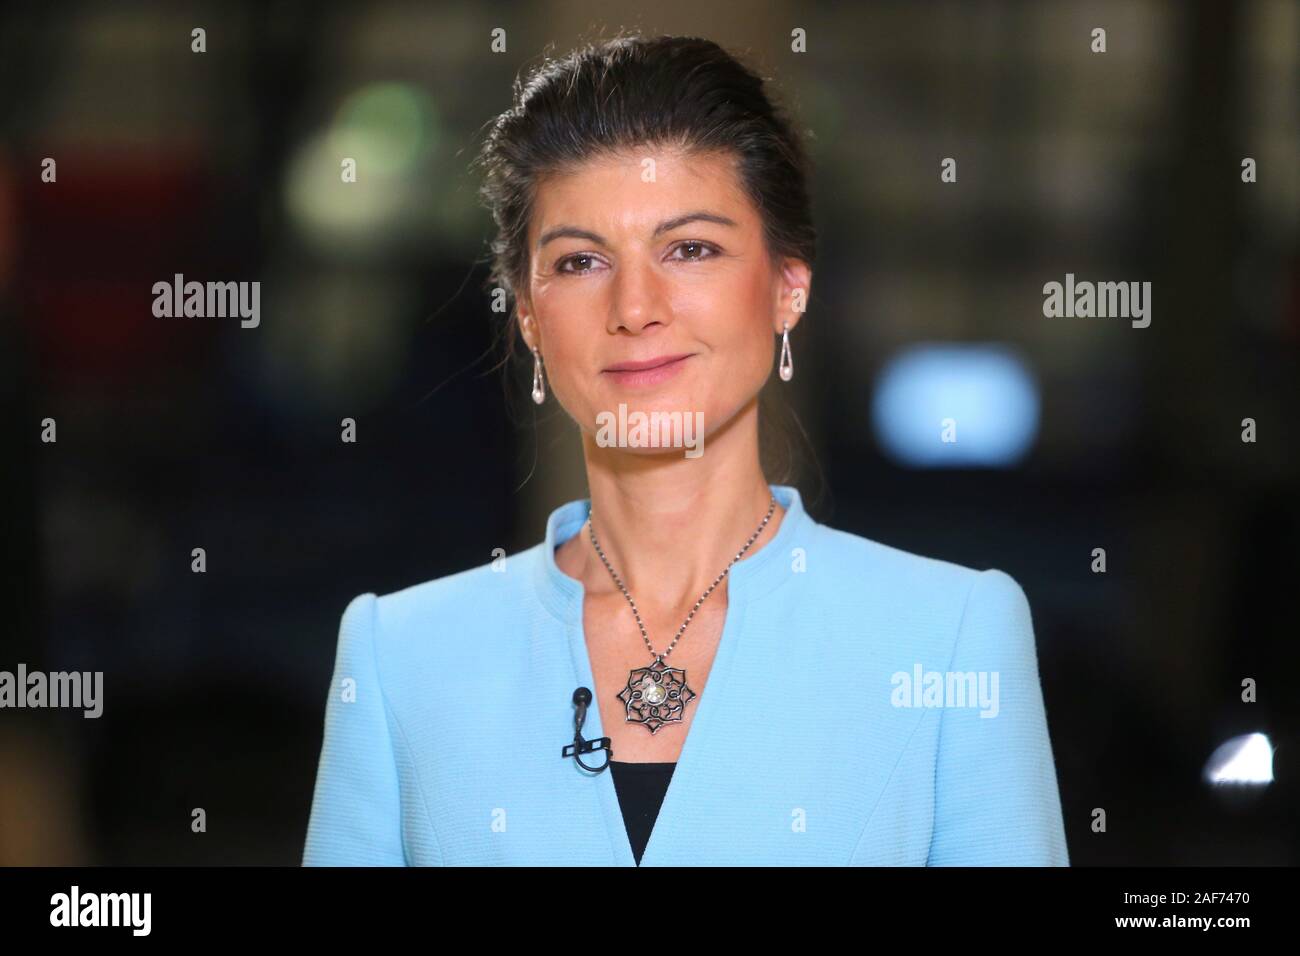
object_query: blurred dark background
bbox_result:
[0,0,1296,864]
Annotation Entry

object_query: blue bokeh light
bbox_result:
[871,343,1040,467]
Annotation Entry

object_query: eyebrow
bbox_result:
[536,211,739,250]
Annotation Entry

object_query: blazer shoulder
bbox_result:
[813,521,995,592]
[359,545,541,651]
[807,522,1035,633]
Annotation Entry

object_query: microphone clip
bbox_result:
[563,686,612,772]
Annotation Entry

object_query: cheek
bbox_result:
[532,286,589,364]
[709,285,774,368]
[533,308,599,417]
[681,269,766,338]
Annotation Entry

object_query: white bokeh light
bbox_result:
[1203,732,1274,786]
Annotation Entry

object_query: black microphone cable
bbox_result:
[562,687,612,772]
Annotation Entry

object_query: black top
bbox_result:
[608,760,676,865]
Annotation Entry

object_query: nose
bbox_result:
[606,256,669,335]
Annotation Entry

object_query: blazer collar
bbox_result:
[533,483,810,622]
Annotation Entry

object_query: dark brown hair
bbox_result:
[472,31,819,486]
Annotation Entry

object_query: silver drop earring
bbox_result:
[531,346,546,404]
[778,321,794,381]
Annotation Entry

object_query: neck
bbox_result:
[572,396,785,614]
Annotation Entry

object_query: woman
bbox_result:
[303,33,1068,866]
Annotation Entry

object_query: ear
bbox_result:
[774,258,812,334]
[517,300,537,352]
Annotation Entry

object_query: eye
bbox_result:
[556,253,602,275]
[669,240,719,262]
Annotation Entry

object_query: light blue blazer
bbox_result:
[303,484,1069,866]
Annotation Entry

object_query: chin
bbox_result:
[591,385,704,416]
[588,397,712,458]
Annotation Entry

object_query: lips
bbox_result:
[601,353,694,388]
[603,353,694,373]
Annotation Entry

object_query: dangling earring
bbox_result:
[531,346,546,404]
[778,321,794,381]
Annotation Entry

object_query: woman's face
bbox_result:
[517,146,810,454]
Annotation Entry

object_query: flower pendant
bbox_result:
[617,658,697,734]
